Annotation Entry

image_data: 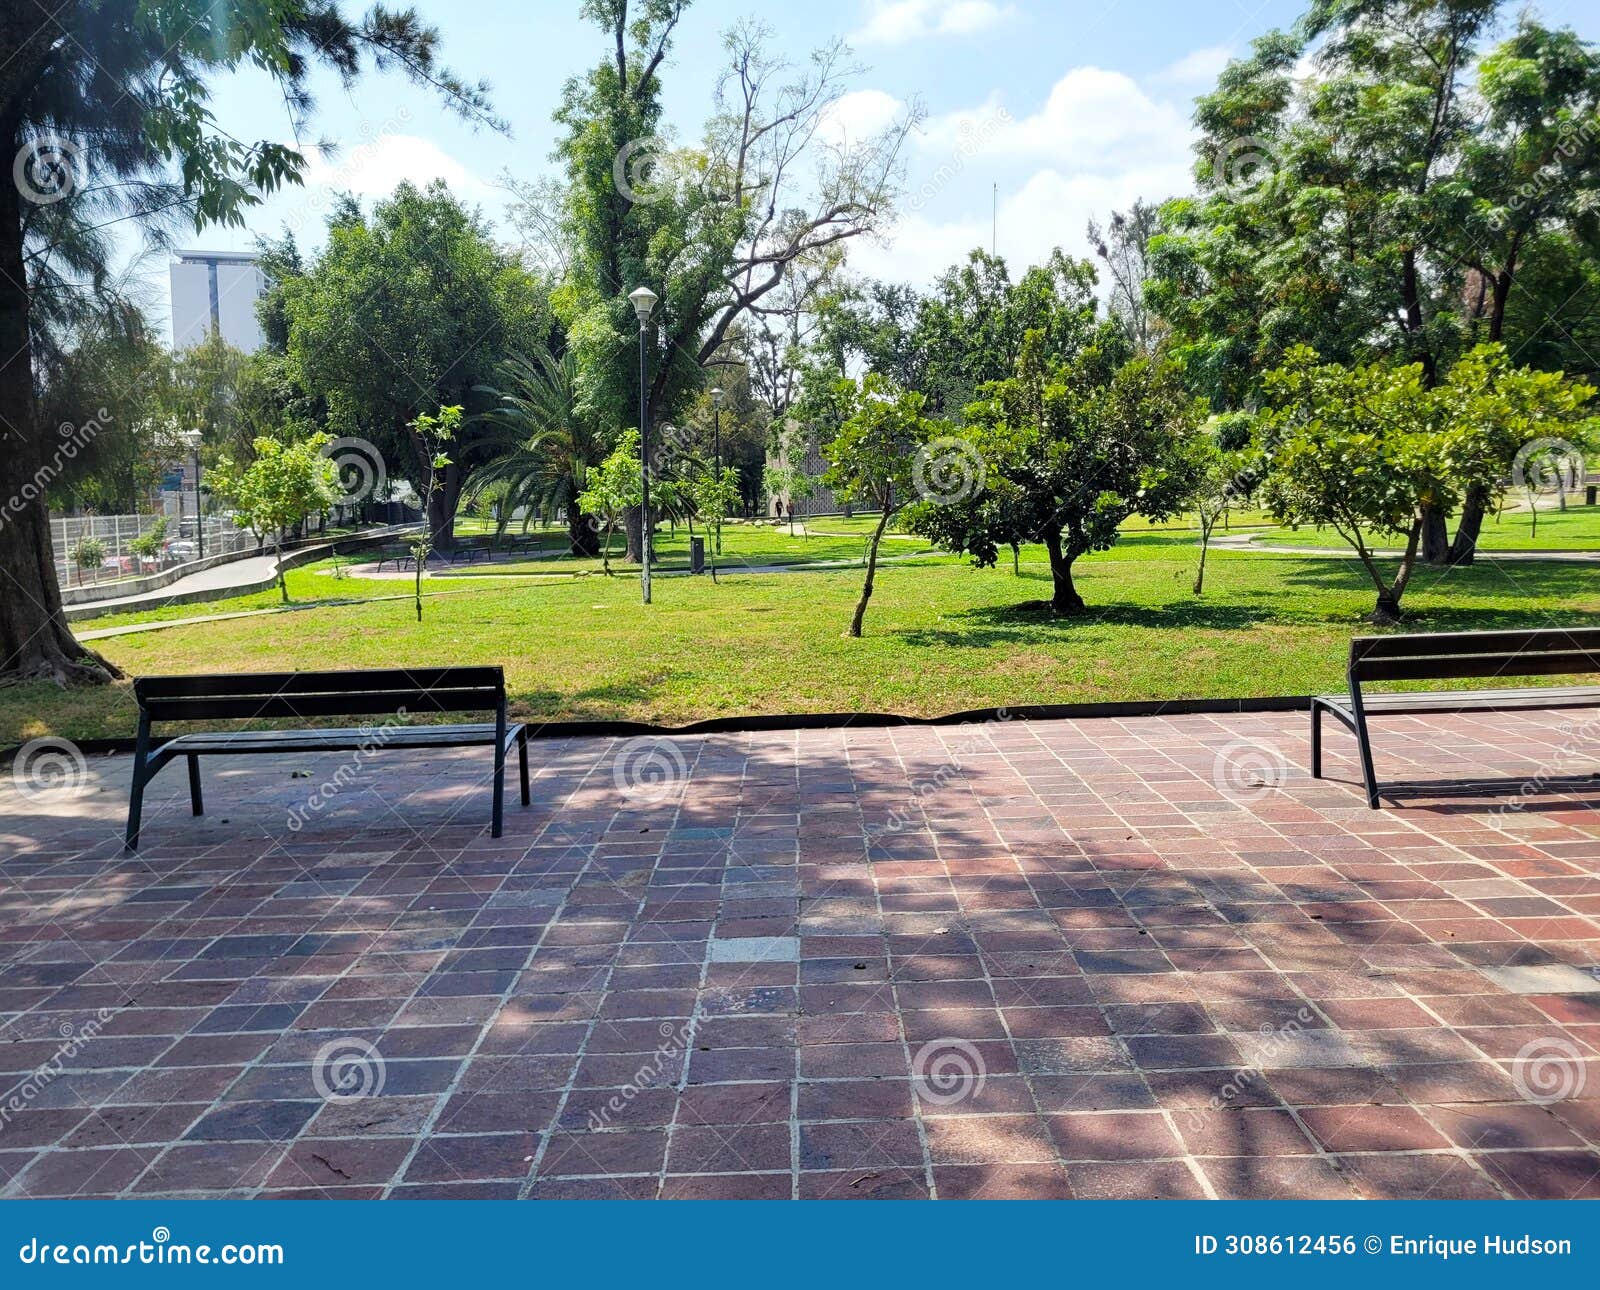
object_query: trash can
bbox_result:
[1587,485,1597,506]
[690,535,706,574]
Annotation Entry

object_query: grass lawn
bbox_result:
[1253,503,1600,551]
[9,528,1599,744]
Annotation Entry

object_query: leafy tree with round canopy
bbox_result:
[208,433,341,603]
[912,337,1203,616]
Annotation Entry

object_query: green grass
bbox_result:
[11,529,1598,745]
[1254,504,1600,552]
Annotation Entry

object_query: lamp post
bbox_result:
[628,285,659,604]
[710,386,724,556]
[183,429,205,560]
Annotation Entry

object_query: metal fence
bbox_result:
[51,500,258,592]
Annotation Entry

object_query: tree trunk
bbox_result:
[1420,505,1449,565]
[848,506,894,637]
[1447,483,1488,566]
[1043,529,1086,614]
[1011,542,1020,575]
[427,461,459,553]
[567,509,600,557]
[1194,519,1212,595]
[275,534,288,603]
[0,161,117,685]
[623,506,643,563]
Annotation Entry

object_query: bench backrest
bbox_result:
[1349,629,1600,685]
[133,667,506,723]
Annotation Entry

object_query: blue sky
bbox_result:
[150,0,1600,329]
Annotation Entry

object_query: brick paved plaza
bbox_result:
[0,709,1596,1199]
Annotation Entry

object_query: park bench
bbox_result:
[447,542,493,565]
[1311,628,1600,808]
[125,666,529,849]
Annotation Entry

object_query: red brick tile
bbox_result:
[1299,1106,1451,1153]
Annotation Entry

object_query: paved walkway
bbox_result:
[1,710,1596,1199]
[1211,532,1600,564]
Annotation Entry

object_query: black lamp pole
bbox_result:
[628,286,659,605]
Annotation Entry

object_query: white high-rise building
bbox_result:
[169,249,266,351]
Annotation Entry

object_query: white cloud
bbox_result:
[852,0,1014,46]
[852,66,1200,287]
[919,68,1194,172]
[297,133,489,201]
[1151,44,1234,89]
[818,89,908,150]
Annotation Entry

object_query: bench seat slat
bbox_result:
[1352,628,1600,662]
[1317,685,1600,715]
[152,723,523,756]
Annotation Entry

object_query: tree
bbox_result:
[577,431,645,576]
[0,0,496,685]
[405,407,459,620]
[689,464,740,578]
[1257,343,1593,622]
[913,341,1201,615]
[1088,200,1164,355]
[71,536,105,587]
[1188,414,1258,595]
[471,349,608,555]
[821,375,945,637]
[548,2,915,492]
[209,434,340,603]
[1148,1,1600,564]
[282,182,551,552]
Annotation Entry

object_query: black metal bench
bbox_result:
[125,667,529,849]
[1311,628,1600,808]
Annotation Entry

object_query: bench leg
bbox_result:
[518,730,530,806]
[125,717,152,851]
[1309,704,1323,779]
[187,754,204,816]
[1352,706,1380,809]
[491,749,506,838]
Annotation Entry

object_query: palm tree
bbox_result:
[471,349,609,555]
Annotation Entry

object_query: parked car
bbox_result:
[166,540,199,562]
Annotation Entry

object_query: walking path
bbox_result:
[1210,531,1600,563]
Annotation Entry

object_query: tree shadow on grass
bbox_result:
[893,595,1279,649]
